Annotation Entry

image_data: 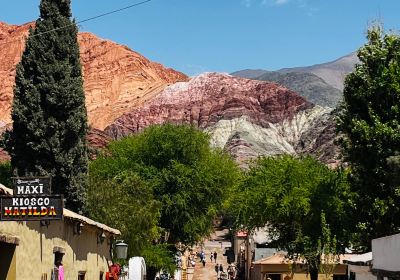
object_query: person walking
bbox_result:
[219,264,223,272]
[215,264,219,274]
[202,258,206,267]
[210,254,214,263]
[214,251,218,263]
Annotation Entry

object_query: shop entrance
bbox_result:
[0,241,16,280]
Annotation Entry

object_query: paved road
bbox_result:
[192,229,232,280]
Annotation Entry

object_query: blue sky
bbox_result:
[1,0,400,76]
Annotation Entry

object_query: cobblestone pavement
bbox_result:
[192,229,232,280]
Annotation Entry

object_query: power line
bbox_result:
[0,0,152,46]
[78,0,152,24]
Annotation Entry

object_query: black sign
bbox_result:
[0,195,63,221]
[12,177,51,196]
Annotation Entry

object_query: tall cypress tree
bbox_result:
[7,0,88,212]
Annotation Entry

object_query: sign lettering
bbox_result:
[12,177,51,196]
[0,195,63,221]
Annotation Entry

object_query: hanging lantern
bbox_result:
[115,241,128,260]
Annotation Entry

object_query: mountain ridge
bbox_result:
[232,52,358,90]
[232,52,358,107]
[0,21,188,130]
[105,72,339,166]
[278,52,358,91]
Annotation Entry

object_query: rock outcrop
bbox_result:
[106,73,339,165]
[0,22,188,130]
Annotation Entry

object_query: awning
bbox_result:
[343,252,372,266]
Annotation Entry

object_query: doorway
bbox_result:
[265,274,282,280]
[0,241,16,280]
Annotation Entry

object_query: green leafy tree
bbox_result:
[141,244,177,276]
[0,161,12,187]
[6,0,88,212]
[319,213,339,280]
[87,172,161,257]
[227,155,351,280]
[337,26,400,248]
[89,124,241,277]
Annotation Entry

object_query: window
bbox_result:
[78,271,86,280]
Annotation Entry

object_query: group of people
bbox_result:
[214,263,224,273]
[215,263,227,280]
[199,250,218,267]
[215,263,237,280]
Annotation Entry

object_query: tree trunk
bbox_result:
[147,266,158,280]
[310,266,319,280]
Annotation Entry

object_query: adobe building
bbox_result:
[0,184,120,280]
[251,253,349,280]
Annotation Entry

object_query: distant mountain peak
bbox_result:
[278,52,358,90]
[232,52,359,107]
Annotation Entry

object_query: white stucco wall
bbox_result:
[129,257,146,280]
[372,233,400,271]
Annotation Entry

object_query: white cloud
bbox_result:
[242,0,253,8]
[261,0,290,6]
[275,0,289,5]
[260,0,318,16]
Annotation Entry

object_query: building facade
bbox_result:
[251,253,349,280]
[0,184,120,280]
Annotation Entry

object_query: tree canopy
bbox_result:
[337,26,400,248]
[6,0,88,212]
[88,124,241,274]
[227,155,351,280]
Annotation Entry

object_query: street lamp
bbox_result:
[115,241,128,260]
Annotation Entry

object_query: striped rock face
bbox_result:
[0,22,188,130]
[106,72,339,166]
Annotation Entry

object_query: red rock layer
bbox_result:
[105,72,313,138]
[0,22,188,130]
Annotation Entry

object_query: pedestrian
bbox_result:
[214,251,218,263]
[219,264,223,272]
[202,258,206,267]
[210,254,214,262]
[215,264,219,274]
